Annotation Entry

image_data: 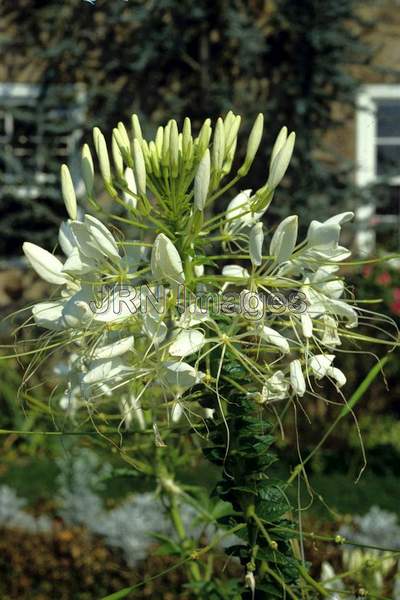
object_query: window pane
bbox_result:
[376,144,400,177]
[377,100,400,137]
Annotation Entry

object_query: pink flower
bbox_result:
[393,288,400,302]
[376,272,391,285]
[363,265,373,278]
[390,300,400,316]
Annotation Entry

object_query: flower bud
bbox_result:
[123,167,137,208]
[81,144,94,196]
[112,131,124,176]
[60,164,77,220]
[117,121,131,152]
[238,113,264,177]
[194,149,210,211]
[131,113,143,143]
[161,121,171,167]
[271,126,288,164]
[197,118,212,156]
[269,215,298,264]
[182,117,192,158]
[155,126,163,156]
[226,114,241,150]
[133,138,146,195]
[260,325,290,354]
[23,242,69,285]
[93,127,111,183]
[151,233,185,284]
[268,132,295,189]
[290,359,306,397]
[149,141,161,177]
[169,119,179,178]
[212,117,225,173]
[249,222,264,267]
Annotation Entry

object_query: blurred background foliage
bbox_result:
[1,0,400,598]
[1,0,374,254]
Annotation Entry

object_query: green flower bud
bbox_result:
[93,128,111,183]
[194,149,210,211]
[131,113,143,143]
[161,121,171,168]
[196,118,212,156]
[112,131,124,176]
[225,115,241,150]
[182,117,192,158]
[169,119,179,178]
[60,164,77,220]
[211,117,225,173]
[133,138,146,195]
[117,121,131,153]
[155,126,163,156]
[149,141,161,177]
[271,126,288,164]
[238,113,264,177]
[81,144,94,196]
[268,131,295,189]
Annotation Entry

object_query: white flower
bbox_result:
[169,329,205,358]
[267,131,295,189]
[91,287,140,324]
[240,290,264,321]
[23,242,70,285]
[321,315,342,347]
[225,190,262,233]
[269,215,298,265]
[84,215,120,260]
[142,314,168,346]
[301,313,313,338]
[309,354,335,379]
[260,325,290,354]
[290,359,306,397]
[249,222,264,267]
[326,366,346,388]
[59,221,77,257]
[92,335,134,359]
[151,234,185,285]
[162,361,204,393]
[222,265,249,280]
[177,304,209,328]
[261,370,289,402]
[32,300,66,330]
[171,401,184,423]
[82,357,132,387]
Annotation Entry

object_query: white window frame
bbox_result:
[0,82,86,199]
[355,84,400,254]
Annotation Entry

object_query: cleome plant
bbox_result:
[15,111,396,598]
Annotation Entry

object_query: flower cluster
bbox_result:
[22,112,363,426]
